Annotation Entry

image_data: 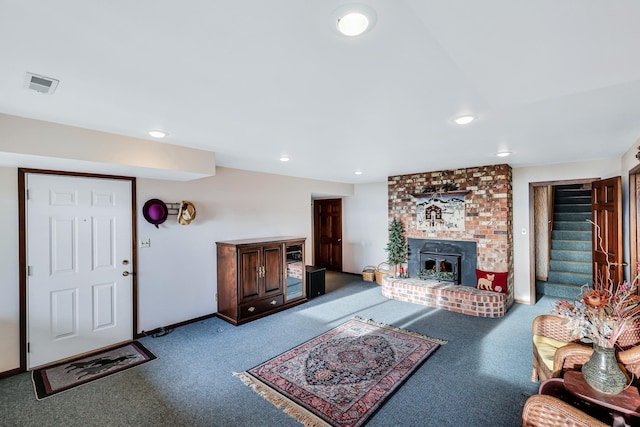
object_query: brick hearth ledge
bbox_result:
[381,275,506,318]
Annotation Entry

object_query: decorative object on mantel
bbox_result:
[384,217,408,278]
[413,182,468,198]
[417,182,460,194]
[636,146,640,161]
[551,221,640,395]
[142,198,168,228]
[177,201,196,225]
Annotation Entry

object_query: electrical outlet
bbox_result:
[139,238,151,248]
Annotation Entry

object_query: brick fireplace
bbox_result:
[388,164,514,312]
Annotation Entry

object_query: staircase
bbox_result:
[536,184,593,299]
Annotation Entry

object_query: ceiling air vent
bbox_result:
[24,72,59,94]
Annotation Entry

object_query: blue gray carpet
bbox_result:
[0,272,557,426]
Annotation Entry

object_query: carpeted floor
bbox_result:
[0,271,559,426]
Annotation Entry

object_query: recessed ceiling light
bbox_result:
[496,151,511,158]
[454,115,476,125]
[355,170,363,175]
[333,5,377,37]
[149,130,167,138]
[280,155,290,162]
[338,13,369,36]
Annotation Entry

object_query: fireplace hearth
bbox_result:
[408,239,477,287]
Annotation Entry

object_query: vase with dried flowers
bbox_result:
[551,222,640,394]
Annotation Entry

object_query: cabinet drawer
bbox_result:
[239,294,284,319]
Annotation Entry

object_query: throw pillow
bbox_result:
[475,269,508,293]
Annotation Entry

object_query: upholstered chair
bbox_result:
[532,315,590,382]
[532,314,640,382]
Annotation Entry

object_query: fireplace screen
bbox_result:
[418,252,461,284]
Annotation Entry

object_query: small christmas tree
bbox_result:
[385,217,408,277]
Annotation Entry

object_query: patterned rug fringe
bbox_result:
[233,371,331,427]
[352,316,448,345]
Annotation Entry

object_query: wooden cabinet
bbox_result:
[216,237,306,325]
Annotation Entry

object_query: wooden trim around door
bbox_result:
[528,178,599,304]
[629,165,640,289]
[17,168,138,372]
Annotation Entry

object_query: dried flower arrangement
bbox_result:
[551,222,640,348]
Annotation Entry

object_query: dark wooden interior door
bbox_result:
[314,198,342,271]
[591,176,623,288]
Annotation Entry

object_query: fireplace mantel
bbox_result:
[411,190,470,198]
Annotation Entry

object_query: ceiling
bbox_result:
[1,1,640,183]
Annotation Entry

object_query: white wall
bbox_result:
[0,165,356,373]
[512,158,622,303]
[342,182,389,274]
[0,113,216,181]
[136,167,354,332]
[0,167,19,372]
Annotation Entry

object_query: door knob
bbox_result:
[122,271,134,276]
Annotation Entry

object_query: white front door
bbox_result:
[26,173,133,369]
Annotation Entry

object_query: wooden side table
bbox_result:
[539,372,640,427]
[564,371,640,427]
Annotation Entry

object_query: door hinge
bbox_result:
[27,265,33,276]
[27,342,30,353]
[26,189,29,200]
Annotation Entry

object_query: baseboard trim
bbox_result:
[136,312,217,339]
[0,367,22,379]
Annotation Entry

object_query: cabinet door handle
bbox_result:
[270,300,277,305]
[248,306,255,312]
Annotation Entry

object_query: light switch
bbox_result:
[139,238,151,248]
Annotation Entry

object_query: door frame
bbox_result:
[18,168,138,371]
[528,177,599,304]
[629,165,640,288]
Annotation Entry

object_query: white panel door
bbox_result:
[26,174,133,369]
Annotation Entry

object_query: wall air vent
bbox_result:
[24,72,59,94]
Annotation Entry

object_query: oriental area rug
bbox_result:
[31,341,157,400]
[234,316,446,427]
